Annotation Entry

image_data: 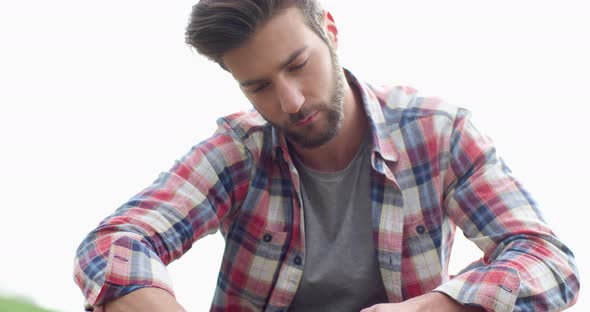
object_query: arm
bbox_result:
[364,108,578,311]
[94,288,185,312]
[73,120,253,310]
[361,292,483,312]
[435,109,579,311]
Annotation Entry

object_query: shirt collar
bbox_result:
[345,69,399,163]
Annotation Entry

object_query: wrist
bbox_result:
[427,292,484,312]
[103,287,184,312]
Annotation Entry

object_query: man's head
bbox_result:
[185,0,328,67]
[186,0,347,149]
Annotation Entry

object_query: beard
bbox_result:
[276,47,346,149]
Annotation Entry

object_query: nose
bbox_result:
[275,77,304,114]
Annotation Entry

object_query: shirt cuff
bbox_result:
[434,265,520,312]
[85,236,175,307]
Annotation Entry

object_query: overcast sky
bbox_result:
[0,0,588,311]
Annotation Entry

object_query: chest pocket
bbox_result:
[401,209,444,298]
[402,210,443,256]
[220,220,289,309]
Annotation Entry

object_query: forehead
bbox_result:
[222,7,322,81]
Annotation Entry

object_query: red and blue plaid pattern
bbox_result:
[74,71,579,311]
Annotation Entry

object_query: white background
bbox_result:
[0,0,588,311]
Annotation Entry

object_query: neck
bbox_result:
[289,76,368,172]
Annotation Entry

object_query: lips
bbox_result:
[294,111,319,126]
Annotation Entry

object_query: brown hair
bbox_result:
[185,0,327,69]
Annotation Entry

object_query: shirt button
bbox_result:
[416,225,426,234]
[294,256,302,265]
[263,233,272,242]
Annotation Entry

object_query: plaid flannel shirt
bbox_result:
[74,71,579,311]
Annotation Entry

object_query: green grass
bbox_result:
[0,296,54,312]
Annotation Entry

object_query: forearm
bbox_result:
[98,287,185,312]
[429,292,484,312]
[361,292,484,312]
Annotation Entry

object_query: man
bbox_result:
[73,0,580,311]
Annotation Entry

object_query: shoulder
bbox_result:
[212,110,273,159]
[216,110,269,138]
[366,83,470,130]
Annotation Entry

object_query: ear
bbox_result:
[323,10,339,49]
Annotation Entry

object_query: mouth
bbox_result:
[294,111,319,126]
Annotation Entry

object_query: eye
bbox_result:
[251,82,270,93]
[289,58,308,72]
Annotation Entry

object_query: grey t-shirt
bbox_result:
[288,135,389,311]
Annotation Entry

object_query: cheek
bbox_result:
[303,60,333,98]
[251,98,284,122]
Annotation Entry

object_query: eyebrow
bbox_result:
[240,46,308,87]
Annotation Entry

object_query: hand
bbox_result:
[360,292,484,312]
[94,287,185,312]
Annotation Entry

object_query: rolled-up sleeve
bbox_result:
[435,109,580,311]
[73,120,253,308]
